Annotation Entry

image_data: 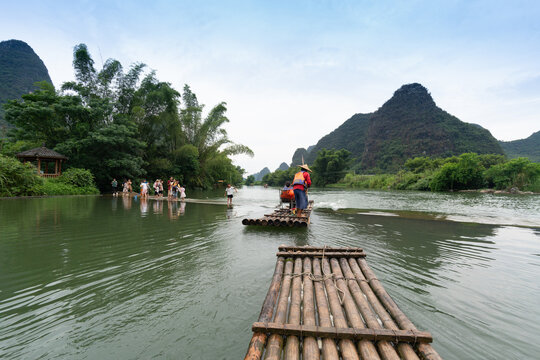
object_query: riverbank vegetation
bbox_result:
[0,155,99,196]
[336,153,540,192]
[1,44,252,194]
[262,150,540,193]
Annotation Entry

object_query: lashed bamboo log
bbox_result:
[357,258,443,360]
[276,251,366,258]
[284,258,303,360]
[264,259,294,360]
[252,323,433,343]
[322,258,377,360]
[278,245,363,252]
[312,257,339,359]
[301,258,320,360]
[244,257,285,360]
[347,259,420,360]
[332,258,399,360]
[315,258,359,360]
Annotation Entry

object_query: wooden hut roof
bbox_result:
[16,146,68,160]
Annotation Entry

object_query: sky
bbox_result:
[2,0,540,174]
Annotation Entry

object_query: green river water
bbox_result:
[1,187,539,359]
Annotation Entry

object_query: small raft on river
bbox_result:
[242,200,314,227]
[244,245,442,360]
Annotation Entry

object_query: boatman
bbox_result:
[292,164,312,218]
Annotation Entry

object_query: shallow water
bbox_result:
[0,187,539,359]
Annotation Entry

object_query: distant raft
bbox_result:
[242,201,314,227]
[244,245,443,360]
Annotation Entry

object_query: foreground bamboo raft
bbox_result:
[244,246,442,360]
[242,201,314,228]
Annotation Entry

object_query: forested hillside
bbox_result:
[292,83,504,171]
[500,131,540,162]
[0,40,52,128]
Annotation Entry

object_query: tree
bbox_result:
[245,175,255,185]
[179,85,253,187]
[312,149,352,186]
[484,157,540,190]
[3,43,251,192]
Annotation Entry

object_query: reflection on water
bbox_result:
[0,188,539,359]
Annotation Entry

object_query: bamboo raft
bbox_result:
[244,246,442,360]
[242,201,314,228]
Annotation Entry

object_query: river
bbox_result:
[0,187,539,359]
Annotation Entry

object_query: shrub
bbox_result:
[484,158,540,190]
[59,168,97,188]
[430,163,459,191]
[35,178,100,195]
[0,155,44,196]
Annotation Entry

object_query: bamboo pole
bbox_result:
[302,258,320,360]
[347,259,420,360]
[284,258,303,360]
[264,259,294,360]
[279,246,364,252]
[336,258,401,360]
[312,257,340,359]
[244,257,286,360]
[356,258,443,360]
[315,258,359,360]
[322,258,376,360]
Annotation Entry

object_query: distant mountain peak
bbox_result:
[381,83,436,112]
[290,83,503,171]
[1,39,34,51]
[0,39,53,127]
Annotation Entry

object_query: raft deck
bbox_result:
[244,245,442,360]
[242,201,314,227]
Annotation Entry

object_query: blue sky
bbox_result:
[2,0,539,173]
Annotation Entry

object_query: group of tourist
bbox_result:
[166,177,186,201]
[110,178,186,201]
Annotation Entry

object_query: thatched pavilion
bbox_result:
[16,146,68,178]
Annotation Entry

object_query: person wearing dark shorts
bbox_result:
[111,178,118,196]
[292,164,312,217]
[225,184,237,207]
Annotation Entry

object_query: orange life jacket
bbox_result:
[292,171,306,187]
[280,189,294,200]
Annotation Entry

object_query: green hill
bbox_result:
[499,131,540,162]
[293,83,504,171]
[251,167,270,181]
[0,39,53,128]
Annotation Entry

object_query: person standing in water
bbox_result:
[111,178,118,196]
[179,184,186,201]
[292,164,312,218]
[225,184,237,207]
